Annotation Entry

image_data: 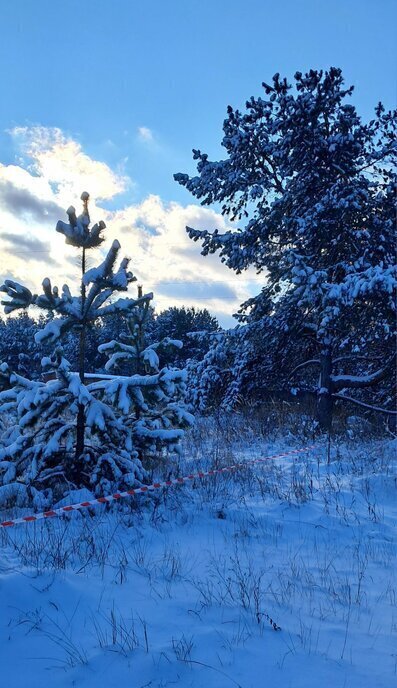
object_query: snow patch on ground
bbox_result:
[0,428,396,688]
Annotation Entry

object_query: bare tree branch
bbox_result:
[333,355,384,364]
[288,359,320,380]
[333,393,397,416]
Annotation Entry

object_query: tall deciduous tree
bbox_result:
[175,68,396,430]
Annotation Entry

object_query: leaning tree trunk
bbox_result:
[317,340,333,433]
[76,246,86,459]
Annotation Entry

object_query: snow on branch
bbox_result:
[83,240,133,288]
[331,355,396,390]
[56,192,106,249]
[35,318,75,346]
[0,280,35,314]
[98,294,154,318]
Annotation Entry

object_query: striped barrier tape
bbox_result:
[0,445,317,528]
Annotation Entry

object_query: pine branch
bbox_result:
[331,355,396,390]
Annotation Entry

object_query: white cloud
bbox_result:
[105,195,261,318]
[137,126,154,143]
[10,126,129,205]
[0,126,263,326]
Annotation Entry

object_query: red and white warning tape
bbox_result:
[0,445,316,528]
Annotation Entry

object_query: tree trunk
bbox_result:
[317,341,333,433]
[76,247,86,459]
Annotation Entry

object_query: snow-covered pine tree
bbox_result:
[175,68,397,430]
[97,285,194,463]
[0,312,44,378]
[185,328,250,412]
[153,306,220,366]
[0,194,156,506]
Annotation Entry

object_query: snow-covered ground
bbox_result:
[0,418,396,688]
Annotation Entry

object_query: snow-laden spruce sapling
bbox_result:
[0,193,192,508]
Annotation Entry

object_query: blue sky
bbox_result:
[0,0,395,325]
